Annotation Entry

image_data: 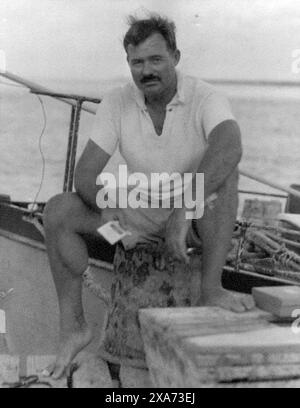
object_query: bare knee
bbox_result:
[44,192,84,233]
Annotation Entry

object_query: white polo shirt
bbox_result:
[90,71,235,248]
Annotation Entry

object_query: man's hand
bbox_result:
[165,207,192,263]
[199,286,255,313]
[101,207,129,231]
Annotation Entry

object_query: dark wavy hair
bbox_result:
[123,14,177,53]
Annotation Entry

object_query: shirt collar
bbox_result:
[131,69,186,110]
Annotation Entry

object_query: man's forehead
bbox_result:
[127,33,170,57]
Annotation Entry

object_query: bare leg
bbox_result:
[43,192,105,378]
[195,169,255,312]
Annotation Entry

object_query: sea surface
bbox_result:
[0,78,300,202]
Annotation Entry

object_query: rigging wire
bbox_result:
[1,81,47,212]
[30,94,47,211]
[0,80,26,89]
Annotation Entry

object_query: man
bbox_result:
[44,14,254,379]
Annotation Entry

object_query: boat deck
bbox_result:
[0,352,113,388]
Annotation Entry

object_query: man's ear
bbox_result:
[174,49,181,66]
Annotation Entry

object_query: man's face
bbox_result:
[127,33,180,99]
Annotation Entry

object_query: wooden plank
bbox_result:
[140,306,271,323]
[241,199,282,226]
[185,326,300,354]
[26,356,67,388]
[140,307,273,338]
[0,355,19,387]
[199,379,300,388]
[194,352,300,367]
[140,307,300,388]
[214,363,300,382]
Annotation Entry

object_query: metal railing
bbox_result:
[1,70,101,192]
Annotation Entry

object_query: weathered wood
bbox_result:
[242,199,282,226]
[252,286,300,317]
[199,379,300,388]
[0,355,19,387]
[140,307,300,388]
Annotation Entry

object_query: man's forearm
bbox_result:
[76,183,102,213]
[195,120,242,198]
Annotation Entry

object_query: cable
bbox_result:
[0,80,26,89]
[30,94,47,211]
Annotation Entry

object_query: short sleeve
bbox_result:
[89,90,120,155]
[201,92,235,139]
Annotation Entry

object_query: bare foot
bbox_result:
[200,287,255,313]
[44,324,93,379]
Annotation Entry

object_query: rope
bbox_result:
[31,94,47,209]
[273,245,300,269]
[20,95,47,236]
[233,220,300,276]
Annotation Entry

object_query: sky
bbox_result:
[1,0,300,84]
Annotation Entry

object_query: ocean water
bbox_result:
[0,79,300,202]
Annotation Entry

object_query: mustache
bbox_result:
[140,75,160,83]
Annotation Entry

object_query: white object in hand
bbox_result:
[97,221,132,245]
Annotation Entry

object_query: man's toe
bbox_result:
[229,297,246,313]
[241,294,255,310]
[41,363,55,377]
[51,362,67,379]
